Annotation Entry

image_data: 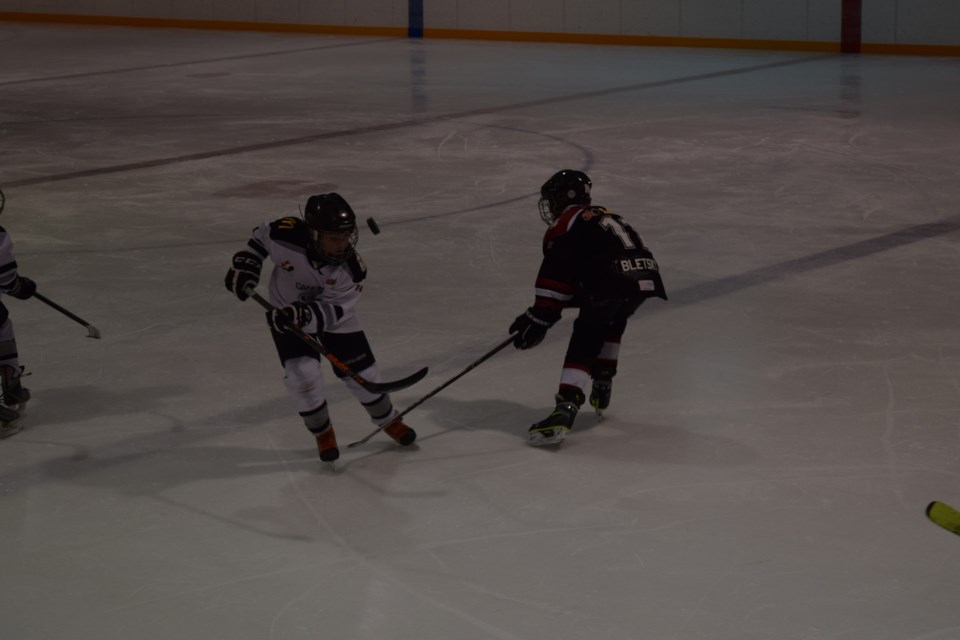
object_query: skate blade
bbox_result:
[0,420,23,439]
[527,429,567,447]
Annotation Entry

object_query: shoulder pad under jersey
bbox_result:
[346,253,367,283]
[268,217,310,249]
[581,206,615,221]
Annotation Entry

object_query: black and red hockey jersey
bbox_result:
[532,205,667,313]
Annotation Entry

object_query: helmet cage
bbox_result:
[309,226,358,264]
[538,197,556,224]
[538,170,592,224]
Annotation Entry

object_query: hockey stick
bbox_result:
[926,501,960,537]
[33,292,101,339]
[347,335,515,448]
[0,191,100,338]
[247,290,427,394]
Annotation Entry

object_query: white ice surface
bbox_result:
[1,23,959,640]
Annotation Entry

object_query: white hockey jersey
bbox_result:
[246,216,366,334]
[0,226,21,295]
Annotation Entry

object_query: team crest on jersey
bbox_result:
[279,260,294,272]
[581,207,610,222]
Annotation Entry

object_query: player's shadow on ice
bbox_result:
[24,383,299,432]
[413,395,757,467]
[20,392,339,540]
[23,384,193,427]
[18,388,316,490]
[33,441,336,541]
[16,388,432,540]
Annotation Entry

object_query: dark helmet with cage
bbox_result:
[303,192,359,263]
[538,169,592,224]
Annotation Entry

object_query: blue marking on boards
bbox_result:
[409,0,424,38]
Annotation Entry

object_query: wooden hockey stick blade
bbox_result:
[246,289,427,393]
[926,501,960,536]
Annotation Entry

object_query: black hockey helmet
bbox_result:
[303,192,359,263]
[538,169,592,223]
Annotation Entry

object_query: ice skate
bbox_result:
[383,419,417,446]
[0,404,22,439]
[315,425,340,463]
[1,365,30,413]
[589,378,612,416]
[527,401,577,446]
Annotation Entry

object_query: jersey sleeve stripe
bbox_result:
[535,277,576,293]
[246,238,268,258]
[534,287,573,302]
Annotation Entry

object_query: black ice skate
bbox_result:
[1,365,30,413]
[0,404,22,439]
[589,378,612,416]
[527,401,578,446]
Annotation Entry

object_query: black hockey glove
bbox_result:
[509,306,560,350]
[267,302,322,334]
[225,251,262,301]
[5,276,36,300]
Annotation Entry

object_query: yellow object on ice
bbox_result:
[926,501,960,536]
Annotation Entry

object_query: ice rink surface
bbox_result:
[1,22,959,640]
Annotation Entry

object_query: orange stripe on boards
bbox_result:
[424,28,840,53]
[425,28,960,57]
[0,12,406,37]
[1,12,958,57]
[862,42,960,56]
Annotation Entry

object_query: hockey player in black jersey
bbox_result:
[225,193,416,463]
[509,170,667,446]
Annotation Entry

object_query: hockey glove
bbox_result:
[5,276,36,300]
[267,302,322,334]
[509,306,560,350]
[225,251,262,301]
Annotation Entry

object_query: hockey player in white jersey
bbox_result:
[0,220,35,438]
[225,193,416,462]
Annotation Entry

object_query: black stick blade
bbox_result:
[362,366,428,394]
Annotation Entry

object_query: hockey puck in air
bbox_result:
[366,217,381,235]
